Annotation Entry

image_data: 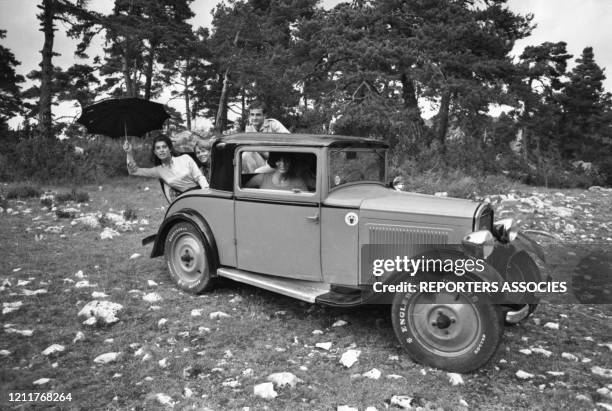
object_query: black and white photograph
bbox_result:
[0,0,611,409]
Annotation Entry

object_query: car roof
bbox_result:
[218,133,389,149]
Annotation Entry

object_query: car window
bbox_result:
[239,151,317,193]
[329,148,385,189]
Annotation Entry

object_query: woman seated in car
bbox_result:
[124,134,208,200]
[194,138,213,178]
[246,152,307,192]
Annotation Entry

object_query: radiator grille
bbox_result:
[367,223,449,245]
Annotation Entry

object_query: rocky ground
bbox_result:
[0,179,611,410]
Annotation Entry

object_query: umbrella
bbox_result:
[76,98,170,141]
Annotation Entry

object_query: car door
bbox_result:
[234,148,322,281]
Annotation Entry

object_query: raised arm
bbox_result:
[123,142,158,178]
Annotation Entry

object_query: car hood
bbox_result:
[324,184,479,219]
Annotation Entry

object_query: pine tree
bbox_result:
[560,47,612,160]
[0,30,24,128]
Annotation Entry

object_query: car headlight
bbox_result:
[493,218,518,243]
[462,230,495,259]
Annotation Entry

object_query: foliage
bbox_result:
[5,184,42,199]
[0,30,24,127]
[55,188,90,203]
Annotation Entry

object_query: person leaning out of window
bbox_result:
[124,134,208,200]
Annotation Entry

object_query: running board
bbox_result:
[216,268,330,303]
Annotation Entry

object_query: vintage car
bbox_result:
[145,133,547,373]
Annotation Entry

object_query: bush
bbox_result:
[5,184,42,199]
[56,189,90,203]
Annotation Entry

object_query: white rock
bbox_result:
[242,368,254,377]
[229,295,243,304]
[4,328,33,336]
[147,280,158,286]
[83,317,96,326]
[312,329,324,335]
[267,372,302,388]
[598,343,612,351]
[386,374,405,380]
[519,348,532,355]
[158,318,168,327]
[592,366,612,378]
[33,378,50,385]
[546,371,565,376]
[224,349,233,359]
[184,387,193,398]
[94,352,121,364]
[158,358,168,368]
[531,347,553,357]
[143,293,162,303]
[22,288,48,296]
[448,373,464,385]
[91,291,108,298]
[42,344,65,356]
[0,350,11,357]
[597,403,612,411]
[75,270,85,279]
[222,379,241,388]
[75,280,96,288]
[78,300,123,325]
[390,395,414,409]
[332,320,348,327]
[100,227,120,240]
[516,370,534,379]
[73,215,100,228]
[562,352,579,362]
[597,388,612,400]
[210,311,231,320]
[363,368,381,380]
[337,406,358,411]
[576,394,591,402]
[155,393,174,407]
[129,253,142,260]
[254,382,277,399]
[191,309,203,317]
[315,342,332,351]
[17,280,31,286]
[459,399,469,407]
[544,322,559,330]
[339,349,361,368]
[2,301,23,315]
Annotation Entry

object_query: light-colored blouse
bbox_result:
[129,154,208,192]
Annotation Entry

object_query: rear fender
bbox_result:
[150,209,220,273]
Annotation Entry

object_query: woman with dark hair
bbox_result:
[246,152,307,191]
[124,134,208,199]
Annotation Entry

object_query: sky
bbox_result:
[1,0,611,130]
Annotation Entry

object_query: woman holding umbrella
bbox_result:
[124,134,208,201]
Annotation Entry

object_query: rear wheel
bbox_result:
[391,278,503,373]
[164,222,215,294]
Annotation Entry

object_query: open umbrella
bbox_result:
[76,97,170,141]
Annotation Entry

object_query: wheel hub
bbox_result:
[181,250,194,267]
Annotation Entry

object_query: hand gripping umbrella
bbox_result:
[76,98,170,143]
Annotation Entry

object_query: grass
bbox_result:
[0,177,610,410]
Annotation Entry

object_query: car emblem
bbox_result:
[345,212,358,226]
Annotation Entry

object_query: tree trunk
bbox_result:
[143,43,157,100]
[121,46,134,97]
[214,30,240,133]
[38,0,55,139]
[184,64,191,131]
[400,73,424,143]
[436,89,451,146]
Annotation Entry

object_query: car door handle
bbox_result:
[306,213,319,223]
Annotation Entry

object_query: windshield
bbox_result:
[329,148,386,189]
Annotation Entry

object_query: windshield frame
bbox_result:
[327,147,387,193]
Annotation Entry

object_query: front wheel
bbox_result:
[164,222,215,294]
[391,283,503,373]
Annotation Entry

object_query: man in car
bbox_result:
[245,100,290,134]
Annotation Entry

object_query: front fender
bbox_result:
[149,209,220,272]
